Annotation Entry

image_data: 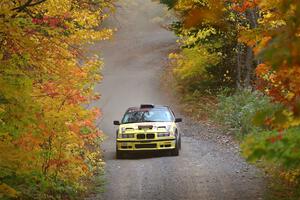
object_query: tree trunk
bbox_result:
[236,44,242,89]
[244,46,253,88]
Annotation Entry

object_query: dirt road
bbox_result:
[88,0,266,199]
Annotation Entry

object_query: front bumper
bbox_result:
[116,138,176,151]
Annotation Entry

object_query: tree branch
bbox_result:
[12,0,47,12]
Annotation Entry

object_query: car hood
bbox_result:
[119,122,174,132]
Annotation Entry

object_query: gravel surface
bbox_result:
[87,0,266,199]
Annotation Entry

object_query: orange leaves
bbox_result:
[256,63,271,76]
[256,63,300,130]
[41,82,60,98]
[232,0,260,13]
[238,28,259,47]
[0,0,112,197]
[238,27,272,54]
[256,63,284,101]
[13,133,42,151]
[254,1,300,114]
[40,80,90,105]
[47,159,69,168]
[253,35,272,54]
[182,0,226,28]
[184,3,224,28]
[91,108,101,118]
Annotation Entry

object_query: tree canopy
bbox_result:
[0,0,114,199]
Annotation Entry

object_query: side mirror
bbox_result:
[113,120,120,125]
[175,118,182,123]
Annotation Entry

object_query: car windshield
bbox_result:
[122,108,174,124]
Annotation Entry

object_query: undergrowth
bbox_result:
[214,89,273,138]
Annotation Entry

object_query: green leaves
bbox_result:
[242,127,300,169]
[215,89,272,136]
[160,0,178,9]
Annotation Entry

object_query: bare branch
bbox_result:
[12,0,47,12]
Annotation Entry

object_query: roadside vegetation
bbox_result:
[0,0,114,199]
[160,0,300,199]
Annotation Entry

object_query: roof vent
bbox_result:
[140,104,155,109]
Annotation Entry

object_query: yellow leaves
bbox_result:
[0,138,37,173]
[0,1,15,17]
[36,0,72,15]
[289,117,300,127]
[71,10,101,28]
[286,91,295,101]
[172,47,220,80]
[168,53,180,59]
[187,28,217,46]
[279,168,300,184]
[68,28,113,45]
[0,0,112,197]
[174,0,197,10]
[175,0,208,10]
[0,105,5,115]
[175,27,217,48]
[0,183,18,198]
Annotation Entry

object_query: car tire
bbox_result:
[178,134,181,150]
[116,143,125,159]
[116,149,125,159]
[170,137,179,156]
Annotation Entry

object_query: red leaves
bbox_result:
[256,64,300,110]
[32,16,67,29]
[47,159,68,168]
[267,132,284,144]
[40,81,89,105]
[1,0,110,197]
[41,82,60,98]
[256,64,287,103]
[232,0,260,13]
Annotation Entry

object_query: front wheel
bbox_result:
[170,138,179,156]
[116,143,125,159]
[116,149,125,159]
[178,134,181,150]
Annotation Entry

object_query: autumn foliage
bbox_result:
[161,0,300,197]
[0,0,114,199]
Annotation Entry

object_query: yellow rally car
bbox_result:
[113,104,182,158]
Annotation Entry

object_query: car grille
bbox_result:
[137,134,146,139]
[136,133,155,139]
[135,144,157,149]
[146,133,155,139]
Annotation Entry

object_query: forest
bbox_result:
[0,0,114,199]
[160,0,300,198]
[1,0,300,199]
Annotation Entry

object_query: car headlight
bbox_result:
[121,127,126,134]
[166,125,172,132]
[157,132,170,137]
[120,133,134,138]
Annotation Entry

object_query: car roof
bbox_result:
[126,104,170,112]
